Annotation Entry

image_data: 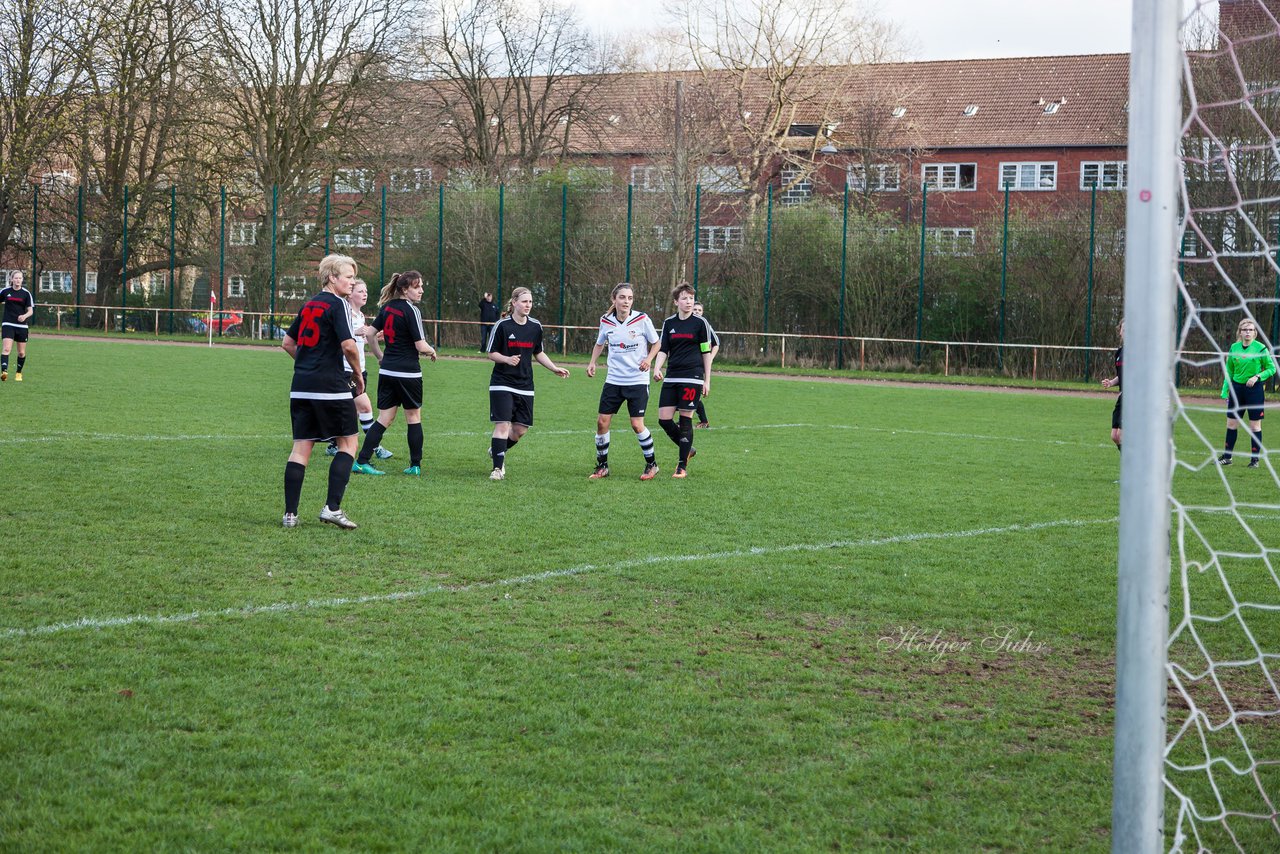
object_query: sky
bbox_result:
[572,1,1193,63]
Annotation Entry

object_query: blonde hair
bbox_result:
[378,270,422,307]
[318,254,356,289]
[504,286,532,317]
[1238,318,1258,336]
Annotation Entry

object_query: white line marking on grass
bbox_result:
[1,516,1115,640]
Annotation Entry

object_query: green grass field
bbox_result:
[0,338,1274,851]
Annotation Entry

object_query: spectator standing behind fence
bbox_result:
[691,301,720,428]
[1,270,34,382]
[1100,318,1124,453]
[281,253,364,530]
[479,291,499,352]
[1217,317,1276,469]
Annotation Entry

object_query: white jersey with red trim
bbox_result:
[595,310,658,386]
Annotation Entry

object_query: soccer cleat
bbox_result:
[695,421,710,429]
[282,512,298,528]
[1248,459,1260,469]
[13,372,20,382]
[319,505,357,529]
[403,465,421,476]
[589,464,610,480]
[374,446,394,460]
[1217,454,1233,466]
[672,466,688,479]
[351,461,385,476]
[640,462,659,481]
[489,467,505,481]
[325,443,338,456]
[688,446,697,461]
[0,370,6,381]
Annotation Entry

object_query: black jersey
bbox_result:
[373,298,426,378]
[286,291,355,398]
[1114,346,1123,388]
[486,315,544,395]
[1,287,34,329]
[659,312,713,384]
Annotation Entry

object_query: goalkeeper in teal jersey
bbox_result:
[1217,318,1276,469]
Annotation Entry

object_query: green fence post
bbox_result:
[436,183,444,322]
[999,182,1010,370]
[1084,181,1098,382]
[496,184,505,305]
[168,185,176,334]
[625,183,633,283]
[75,183,84,327]
[121,185,128,332]
[837,184,849,370]
[378,184,387,289]
[324,184,331,255]
[916,181,927,362]
[559,183,567,328]
[219,185,226,336]
[763,183,774,353]
[692,184,701,295]
[270,184,278,329]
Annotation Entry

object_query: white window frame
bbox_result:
[84,271,97,294]
[38,223,75,244]
[698,165,746,194]
[386,223,422,249]
[999,162,1058,191]
[389,168,432,193]
[286,222,316,247]
[630,165,670,192]
[229,221,259,246]
[698,225,743,253]
[38,170,76,192]
[650,224,674,252]
[926,228,976,256]
[227,276,247,298]
[333,169,373,195]
[779,165,813,205]
[84,222,103,244]
[277,275,310,301]
[333,223,374,249]
[847,163,900,192]
[1080,161,1127,191]
[38,270,73,293]
[922,163,977,192]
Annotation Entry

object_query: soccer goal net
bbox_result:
[1159,1,1280,850]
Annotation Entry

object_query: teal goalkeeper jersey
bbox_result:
[1220,339,1277,398]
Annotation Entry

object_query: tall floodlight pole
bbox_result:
[1112,1,1180,851]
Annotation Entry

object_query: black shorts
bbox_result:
[1111,394,1122,430]
[290,397,358,442]
[2,326,28,343]
[377,373,423,410]
[490,389,534,426]
[1227,381,1265,421]
[659,381,702,413]
[599,383,649,417]
[345,370,369,397]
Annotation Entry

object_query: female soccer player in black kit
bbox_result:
[652,282,714,478]
[485,286,570,480]
[281,254,365,529]
[354,271,437,477]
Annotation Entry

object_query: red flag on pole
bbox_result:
[210,291,217,304]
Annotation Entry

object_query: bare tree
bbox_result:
[0,0,93,256]
[416,0,611,179]
[200,0,413,308]
[666,0,902,213]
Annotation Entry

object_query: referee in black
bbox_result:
[281,254,365,529]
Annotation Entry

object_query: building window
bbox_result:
[650,225,674,251]
[131,271,165,296]
[277,275,310,301]
[38,170,76,192]
[698,226,743,253]
[84,222,103,243]
[922,163,977,191]
[1080,161,1127,190]
[38,223,75,244]
[333,223,374,248]
[847,163,899,192]
[630,165,670,192]
[286,222,316,246]
[698,165,746,194]
[779,166,813,205]
[38,270,73,293]
[227,276,247,298]
[333,169,373,194]
[389,168,432,193]
[84,271,97,294]
[999,162,1057,191]
[567,166,614,190]
[927,228,976,256]
[229,221,258,246]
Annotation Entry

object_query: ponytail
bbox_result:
[378,270,422,307]
[606,282,633,317]
[503,286,532,318]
